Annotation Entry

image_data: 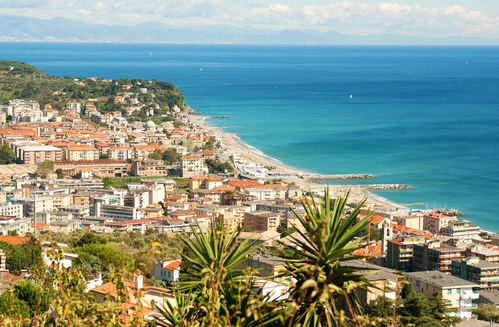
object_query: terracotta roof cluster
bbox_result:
[0,235,31,246]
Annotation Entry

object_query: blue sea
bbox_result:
[1,43,498,231]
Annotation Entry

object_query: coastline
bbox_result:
[187,114,413,208]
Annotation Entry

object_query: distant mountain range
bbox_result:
[0,15,498,45]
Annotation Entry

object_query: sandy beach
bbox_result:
[187,114,408,208]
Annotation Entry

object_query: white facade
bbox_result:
[154,260,181,283]
[0,203,24,218]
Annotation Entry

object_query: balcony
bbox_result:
[461,291,480,300]
[460,303,478,309]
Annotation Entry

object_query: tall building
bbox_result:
[451,256,499,288]
[423,213,457,235]
[386,235,426,271]
[180,155,204,177]
[413,241,466,273]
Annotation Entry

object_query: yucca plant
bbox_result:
[279,188,376,327]
[171,219,277,327]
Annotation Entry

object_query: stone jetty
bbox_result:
[430,208,464,216]
[357,184,414,190]
[302,174,376,180]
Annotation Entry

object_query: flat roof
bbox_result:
[405,270,478,288]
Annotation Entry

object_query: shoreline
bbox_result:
[186,113,499,233]
[187,114,416,208]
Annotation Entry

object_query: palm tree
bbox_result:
[278,188,376,327]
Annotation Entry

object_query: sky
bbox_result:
[1,0,499,38]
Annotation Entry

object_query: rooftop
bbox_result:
[405,270,478,288]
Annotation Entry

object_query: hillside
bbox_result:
[0,60,187,122]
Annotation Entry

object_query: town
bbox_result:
[0,61,497,326]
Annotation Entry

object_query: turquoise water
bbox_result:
[1,44,498,230]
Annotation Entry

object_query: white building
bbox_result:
[107,147,134,161]
[154,260,181,283]
[41,241,79,269]
[180,155,205,178]
[0,203,24,218]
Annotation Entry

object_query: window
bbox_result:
[427,284,429,290]
[258,264,261,269]
[456,300,460,306]
[416,281,419,286]
[168,271,171,277]
[447,289,452,295]
[247,260,251,266]
[456,288,460,294]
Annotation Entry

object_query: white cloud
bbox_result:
[247,4,296,20]
[299,2,499,37]
[0,0,498,38]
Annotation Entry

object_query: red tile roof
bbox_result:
[0,236,31,246]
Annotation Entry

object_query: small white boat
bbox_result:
[200,68,203,72]
[149,53,152,56]
[350,94,353,99]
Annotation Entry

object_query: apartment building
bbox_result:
[189,175,223,190]
[423,213,458,234]
[413,241,466,273]
[131,159,169,177]
[0,203,24,218]
[244,184,287,201]
[386,235,426,271]
[441,220,481,243]
[11,141,62,164]
[180,155,204,177]
[243,211,280,232]
[67,144,99,161]
[107,146,134,161]
[451,256,499,288]
[405,270,479,319]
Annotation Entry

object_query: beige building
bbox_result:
[131,159,169,177]
[243,211,280,232]
[396,212,424,231]
[67,144,99,161]
[423,213,457,234]
[11,141,62,164]
[405,270,479,319]
[237,253,286,281]
[189,175,223,190]
[347,261,403,306]
[55,160,128,178]
[180,155,204,177]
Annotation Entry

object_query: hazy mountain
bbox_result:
[0,15,498,45]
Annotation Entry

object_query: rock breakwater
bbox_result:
[303,174,376,180]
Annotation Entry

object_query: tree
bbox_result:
[55,168,64,179]
[99,154,109,160]
[473,304,499,322]
[0,144,16,165]
[148,150,162,160]
[0,289,30,318]
[162,149,181,165]
[7,229,19,236]
[36,160,54,178]
[13,280,51,317]
[365,296,393,326]
[429,292,461,326]
[0,240,43,275]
